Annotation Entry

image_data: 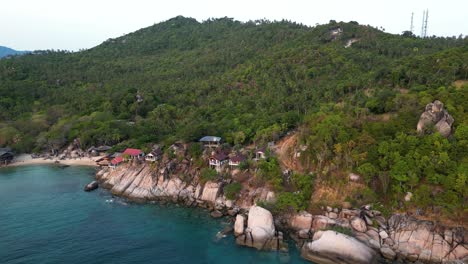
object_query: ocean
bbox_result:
[0,165,309,264]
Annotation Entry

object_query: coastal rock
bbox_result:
[234,214,245,236]
[236,205,285,251]
[380,246,396,260]
[200,181,220,204]
[311,215,335,231]
[84,180,98,192]
[289,211,313,231]
[301,230,377,264]
[248,205,275,241]
[350,217,367,232]
[210,210,223,218]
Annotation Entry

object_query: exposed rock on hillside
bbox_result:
[417,100,454,137]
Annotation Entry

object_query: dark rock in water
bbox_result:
[84,181,99,192]
[211,210,223,218]
[220,226,233,235]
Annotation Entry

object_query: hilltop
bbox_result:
[0,16,467,223]
[0,45,28,58]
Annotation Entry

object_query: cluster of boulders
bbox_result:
[417,100,454,137]
[58,143,86,160]
[287,205,467,263]
[234,205,288,251]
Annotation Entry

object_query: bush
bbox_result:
[224,182,242,200]
[325,226,354,236]
[275,192,308,212]
[188,143,203,158]
[200,168,217,183]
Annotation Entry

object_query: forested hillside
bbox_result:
[0,16,466,221]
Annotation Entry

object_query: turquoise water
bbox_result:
[0,165,308,264]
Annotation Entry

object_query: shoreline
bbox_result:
[6,154,100,168]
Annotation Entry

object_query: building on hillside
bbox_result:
[109,156,123,169]
[229,154,246,168]
[199,136,221,148]
[209,152,228,172]
[145,148,162,162]
[122,148,144,160]
[255,148,267,161]
[96,152,121,166]
[0,148,14,165]
[88,145,112,156]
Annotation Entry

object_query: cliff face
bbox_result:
[97,162,223,207]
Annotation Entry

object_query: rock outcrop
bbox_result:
[388,214,468,263]
[288,206,467,264]
[235,205,287,251]
[417,100,454,137]
[301,230,377,264]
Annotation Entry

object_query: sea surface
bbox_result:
[0,165,309,264]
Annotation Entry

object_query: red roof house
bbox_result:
[122,148,144,160]
[109,156,123,168]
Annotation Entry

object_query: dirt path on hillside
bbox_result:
[274,132,303,172]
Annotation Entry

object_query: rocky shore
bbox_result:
[287,207,467,263]
[94,146,467,264]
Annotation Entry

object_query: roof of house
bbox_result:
[230,154,246,163]
[256,147,266,153]
[0,147,13,157]
[211,152,228,161]
[111,156,123,165]
[94,146,112,152]
[123,148,143,156]
[199,136,221,142]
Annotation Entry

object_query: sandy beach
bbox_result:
[9,154,101,167]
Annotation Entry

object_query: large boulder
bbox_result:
[417,100,454,137]
[236,205,286,251]
[301,230,377,264]
[234,214,245,236]
[248,205,275,245]
[350,217,367,233]
[200,181,220,203]
[289,211,313,231]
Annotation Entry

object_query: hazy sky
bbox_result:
[1,0,467,51]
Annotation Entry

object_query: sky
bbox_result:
[1,0,467,51]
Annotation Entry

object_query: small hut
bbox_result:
[109,156,123,169]
[0,148,14,165]
[145,148,162,162]
[209,152,228,171]
[229,154,246,168]
[255,148,267,160]
[199,136,221,148]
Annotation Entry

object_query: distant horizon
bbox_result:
[2,0,467,51]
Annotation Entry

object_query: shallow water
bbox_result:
[0,165,309,264]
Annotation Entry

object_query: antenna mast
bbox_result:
[421,9,429,37]
[423,9,428,37]
[410,12,414,33]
